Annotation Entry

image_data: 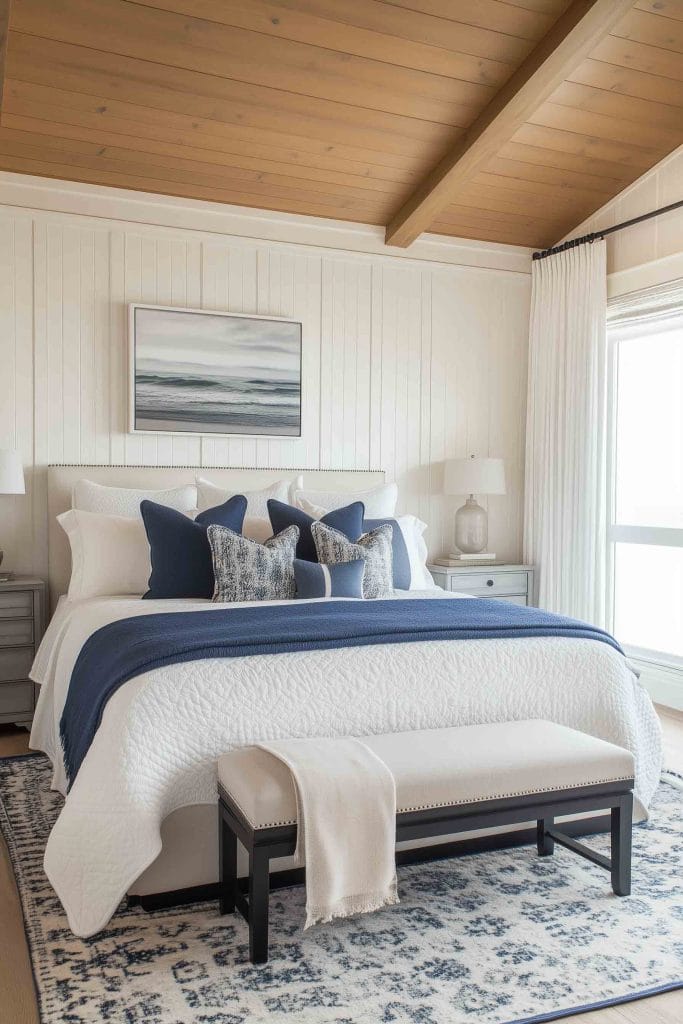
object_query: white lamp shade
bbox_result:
[444,456,505,496]
[0,449,25,494]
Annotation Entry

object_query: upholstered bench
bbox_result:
[217,720,634,963]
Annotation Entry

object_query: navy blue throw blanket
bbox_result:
[60,598,622,788]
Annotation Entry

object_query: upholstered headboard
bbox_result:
[47,465,385,610]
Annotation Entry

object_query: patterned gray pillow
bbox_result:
[311,521,394,599]
[207,524,299,602]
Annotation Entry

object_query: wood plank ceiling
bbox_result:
[0,0,681,248]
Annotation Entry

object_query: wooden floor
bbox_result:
[0,708,681,1024]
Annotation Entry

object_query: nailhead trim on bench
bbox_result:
[220,773,636,830]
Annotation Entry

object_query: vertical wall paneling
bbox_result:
[369,263,383,472]
[297,254,321,472]
[418,271,433,527]
[78,230,95,466]
[93,229,110,466]
[354,263,372,473]
[0,195,531,577]
[180,239,203,469]
[62,227,82,464]
[46,223,64,466]
[32,218,49,574]
[108,230,126,466]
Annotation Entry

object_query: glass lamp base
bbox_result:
[454,496,488,554]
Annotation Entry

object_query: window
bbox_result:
[607,289,683,665]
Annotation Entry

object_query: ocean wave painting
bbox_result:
[131,306,302,436]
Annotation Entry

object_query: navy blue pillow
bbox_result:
[294,558,365,599]
[267,499,365,562]
[141,496,247,600]
[363,517,412,590]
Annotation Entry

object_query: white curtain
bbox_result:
[523,239,608,626]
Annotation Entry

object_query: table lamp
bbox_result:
[0,449,25,581]
[443,455,505,561]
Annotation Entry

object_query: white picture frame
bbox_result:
[128,303,303,438]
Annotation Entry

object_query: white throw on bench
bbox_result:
[217,720,635,964]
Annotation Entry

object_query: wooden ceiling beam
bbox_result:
[384,0,636,248]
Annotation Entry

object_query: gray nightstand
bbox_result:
[0,577,46,728]
[428,563,534,606]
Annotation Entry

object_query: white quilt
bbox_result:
[30,591,662,938]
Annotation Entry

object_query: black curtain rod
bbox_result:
[532,199,683,261]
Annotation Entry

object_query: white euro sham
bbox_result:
[196,475,292,519]
[73,479,197,519]
[293,481,398,517]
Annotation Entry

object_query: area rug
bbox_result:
[1,754,681,1024]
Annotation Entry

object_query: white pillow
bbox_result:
[392,515,435,590]
[293,481,398,518]
[297,498,432,590]
[196,476,292,519]
[58,509,151,599]
[73,479,197,519]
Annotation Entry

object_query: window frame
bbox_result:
[606,310,683,668]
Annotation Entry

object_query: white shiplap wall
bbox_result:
[0,174,531,578]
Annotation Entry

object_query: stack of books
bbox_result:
[432,554,498,567]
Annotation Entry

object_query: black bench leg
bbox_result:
[537,817,554,856]
[219,810,237,915]
[611,794,632,897]
[249,847,270,964]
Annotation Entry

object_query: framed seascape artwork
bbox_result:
[128,304,302,437]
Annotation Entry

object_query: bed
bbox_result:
[29,466,662,939]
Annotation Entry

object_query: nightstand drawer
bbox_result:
[0,647,34,681]
[0,618,34,646]
[449,571,528,597]
[0,591,33,618]
[0,680,33,716]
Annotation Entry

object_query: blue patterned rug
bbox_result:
[1,754,681,1024]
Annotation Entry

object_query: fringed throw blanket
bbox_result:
[258,737,398,928]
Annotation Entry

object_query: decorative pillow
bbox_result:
[364,515,434,591]
[292,481,398,518]
[73,479,197,518]
[311,521,394,599]
[267,499,365,562]
[299,499,433,591]
[196,476,292,519]
[294,558,365,600]
[208,525,299,603]
[58,508,151,599]
[141,497,247,600]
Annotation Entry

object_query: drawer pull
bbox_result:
[486,579,494,587]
